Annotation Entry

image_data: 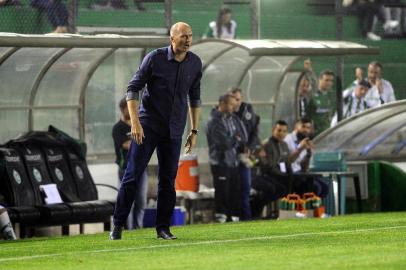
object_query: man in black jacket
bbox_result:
[206,94,246,223]
[251,120,290,216]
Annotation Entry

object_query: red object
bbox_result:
[314,206,325,217]
[175,154,199,192]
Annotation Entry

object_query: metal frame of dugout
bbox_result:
[0,33,379,164]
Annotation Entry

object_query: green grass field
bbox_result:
[1,212,406,269]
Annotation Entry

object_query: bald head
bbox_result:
[170,22,193,56]
[170,22,192,37]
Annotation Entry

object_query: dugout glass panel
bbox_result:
[32,109,79,139]
[338,112,406,159]
[0,47,10,58]
[201,47,252,103]
[359,112,406,158]
[0,110,29,144]
[239,56,294,103]
[367,123,406,158]
[33,48,112,106]
[0,48,61,106]
[315,106,406,152]
[85,48,143,155]
[273,71,302,129]
[190,42,233,67]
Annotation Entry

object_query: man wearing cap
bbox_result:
[109,22,202,240]
[331,79,370,127]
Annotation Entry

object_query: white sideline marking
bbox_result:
[1,225,405,262]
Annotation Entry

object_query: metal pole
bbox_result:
[335,0,344,122]
[250,0,259,39]
[67,0,78,33]
[164,0,173,34]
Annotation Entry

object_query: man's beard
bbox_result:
[297,131,309,141]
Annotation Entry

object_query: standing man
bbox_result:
[331,80,371,126]
[229,87,260,221]
[110,22,202,240]
[307,70,336,136]
[297,75,311,119]
[206,94,243,223]
[112,97,148,230]
[365,61,396,108]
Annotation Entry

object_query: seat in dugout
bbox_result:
[0,128,114,234]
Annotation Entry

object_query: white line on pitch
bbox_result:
[1,225,406,262]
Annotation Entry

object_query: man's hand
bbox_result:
[131,121,144,145]
[184,132,197,154]
[298,138,311,150]
[376,78,383,94]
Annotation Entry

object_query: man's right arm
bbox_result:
[127,52,152,99]
[127,99,144,144]
[126,52,153,144]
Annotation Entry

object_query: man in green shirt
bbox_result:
[306,70,336,136]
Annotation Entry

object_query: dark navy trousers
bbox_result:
[113,126,182,232]
[239,164,252,220]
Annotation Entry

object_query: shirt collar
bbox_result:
[167,45,189,62]
[167,45,175,61]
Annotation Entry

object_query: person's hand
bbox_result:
[298,138,311,150]
[355,67,363,82]
[307,140,314,150]
[184,132,197,154]
[258,149,266,158]
[376,78,383,94]
[131,121,144,145]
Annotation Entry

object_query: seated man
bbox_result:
[250,145,288,218]
[284,118,329,198]
[259,120,310,195]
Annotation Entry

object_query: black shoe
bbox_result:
[157,230,177,240]
[109,226,123,240]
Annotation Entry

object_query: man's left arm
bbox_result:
[184,60,202,154]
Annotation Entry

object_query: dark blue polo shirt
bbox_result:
[126,46,202,139]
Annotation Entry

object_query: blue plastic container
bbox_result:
[143,207,186,228]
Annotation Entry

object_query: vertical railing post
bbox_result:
[250,0,259,39]
[164,0,173,34]
[335,0,344,122]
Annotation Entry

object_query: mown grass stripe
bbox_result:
[1,224,405,263]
